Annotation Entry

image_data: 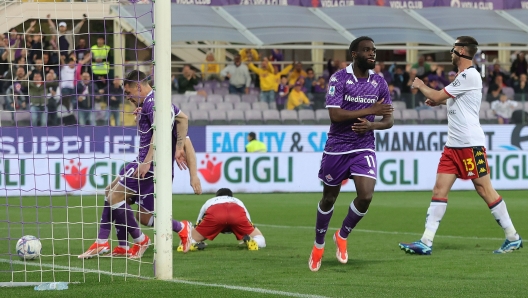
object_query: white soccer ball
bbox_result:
[16,235,42,260]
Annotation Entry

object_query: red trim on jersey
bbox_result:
[443,88,455,98]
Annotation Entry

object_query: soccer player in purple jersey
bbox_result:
[79,70,191,259]
[309,37,394,272]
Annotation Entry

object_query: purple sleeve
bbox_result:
[172,104,181,117]
[325,73,344,108]
[379,78,392,105]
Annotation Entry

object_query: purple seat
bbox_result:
[241,94,258,104]
[206,94,224,104]
[224,94,241,104]
[188,95,206,103]
[216,102,233,111]
[213,87,229,96]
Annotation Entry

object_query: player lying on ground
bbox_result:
[309,36,394,272]
[179,188,266,251]
[79,70,190,259]
[399,36,523,255]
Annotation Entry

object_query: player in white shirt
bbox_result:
[398,36,522,255]
[180,188,266,251]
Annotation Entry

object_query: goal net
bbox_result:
[0,0,173,285]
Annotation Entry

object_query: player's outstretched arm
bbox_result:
[175,111,189,170]
[184,137,202,195]
[412,77,450,105]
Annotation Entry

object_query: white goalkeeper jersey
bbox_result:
[196,196,252,222]
[443,66,485,148]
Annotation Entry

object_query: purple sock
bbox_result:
[115,225,129,248]
[97,200,112,241]
[315,204,334,245]
[112,203,142,240]
[338,202,366,239]
[173,220,182,233]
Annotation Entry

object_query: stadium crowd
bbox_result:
[0,15,124,127]
[173,48,528,125]
[1,16,527,127]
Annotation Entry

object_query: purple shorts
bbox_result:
[118,162,155,213]
[318,150,377,186]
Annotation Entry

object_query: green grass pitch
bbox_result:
[1,191,527,297]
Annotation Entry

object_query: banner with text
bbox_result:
[0,126,206,155]
[2,151,527,196]
[206,125,528,153]
[172,0,528,9]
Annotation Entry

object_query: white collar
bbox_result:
[346,63,375,83]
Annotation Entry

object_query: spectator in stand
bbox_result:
[178,64,199,95]
[312,76,327,110]
[373,63,384,78]
[487,83,503,104]
[378,62,392,84]
[47,35,59,65]
[220,55,251,95]
[492,94,518,124]
[74,52,92,86]
[45,71,60,126]
[171,74,179,93]
[0,35,8,81]
[326,59,339,77]
[108,77,124,126]
[513,73,527,102]
[247,57,275,104]
[388,82,400,102]
[5,66,29,112]
[29,32,43,64]
[287,80,311,111]
[201,52,221,81]
[75,38,90,62]
[411,56,431,77]
[47,14,87,62]
[287,62,307,87]
[339,61,347,70]
[30,58,44,80]
[303,68,317,95]
[448,71,456,83]
[76,71,96,125]
[42,53,58,77]
[393,66,410,93]
[510,52,527,82]
[239,48,259,63]
[427,77,441,91]
[489,63,509,85]
[22,72,57,126]
[91,36,111,80]
[276,75,289,111]
[60,57,77,109]
[269,49,283,72]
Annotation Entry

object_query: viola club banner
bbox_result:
[2,151,527,196]
[171,0,528,9]
[206,125,528,153]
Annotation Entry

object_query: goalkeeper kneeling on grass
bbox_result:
[179,188,266,251]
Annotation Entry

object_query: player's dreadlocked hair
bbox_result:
[216,188,233,197]
[349,36,374,57]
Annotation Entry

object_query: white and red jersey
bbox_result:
[197,196,251,223]
[443,66,485,148]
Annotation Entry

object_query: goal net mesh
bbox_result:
[0,0,158,284]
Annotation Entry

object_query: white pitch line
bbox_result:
[254,223,506,241]
[1,223,506,241]
[0,259,327,298]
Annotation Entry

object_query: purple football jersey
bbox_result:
[137,91,181,171]
[325,65,391,153]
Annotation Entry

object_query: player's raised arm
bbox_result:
[184,137,202,195]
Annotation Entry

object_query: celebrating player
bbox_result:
[185,188,266,251]
[79,70,191,259]
[309,36,394,272]
[399,36,523,255]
